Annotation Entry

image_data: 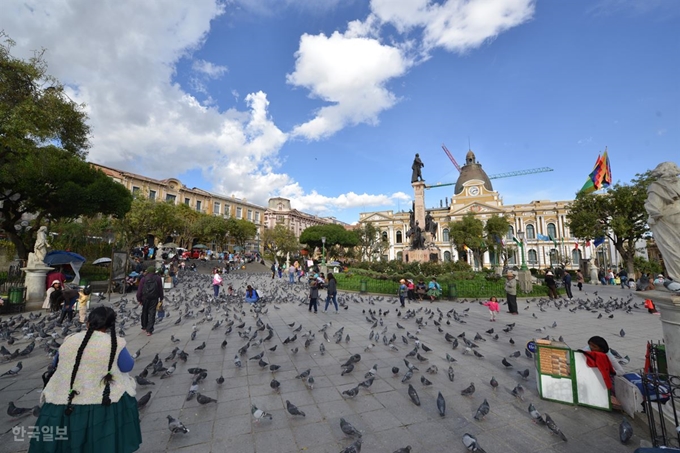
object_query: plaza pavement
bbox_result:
[0,266,665,453]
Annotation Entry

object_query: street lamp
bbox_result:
[517,230,528,271]
[321,237,326,266]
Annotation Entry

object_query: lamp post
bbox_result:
[321,237,326,267]
[518,230,528,271]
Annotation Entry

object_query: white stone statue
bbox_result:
[645,162,680,284]
[28,226,50,268]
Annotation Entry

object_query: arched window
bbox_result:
[489,249,497,266]
[572,249,582,265]
[444,251,451,262]
[549,248,558,265]
[547,223,557,239]
[442,228,450,242]
[526,225,535,239]
[396,251,403,261]
[528,249,538,265]
[396,231,403,244]
[506,225,514,239]
[507,248,516,264]
[381,231,388,242]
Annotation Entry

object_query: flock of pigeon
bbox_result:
[0,266,647,452]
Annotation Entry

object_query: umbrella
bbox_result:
[44,251,86,285]
[192,244,208,249]
[162,242,179,249]
[93,257,112,265]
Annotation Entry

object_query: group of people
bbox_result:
[397,277,442,307]
[307,272,338,313]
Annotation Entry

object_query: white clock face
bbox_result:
[468,186,480,196]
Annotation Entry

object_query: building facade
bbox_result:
[359,150,617,270]
[263,197,349,238]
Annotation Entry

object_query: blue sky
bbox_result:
[4,0,678,223]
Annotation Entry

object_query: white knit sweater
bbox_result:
[42,331,136,405]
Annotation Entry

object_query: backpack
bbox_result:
[143,276,159,301]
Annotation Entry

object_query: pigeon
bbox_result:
[196,393,217,405]
[234,355,242,368]
[221,340,228,349]
[517,369,530,380]
[620,329,626,337]
[258,358,269,368]
[393,447,412,453]
[306,376,315,390]
[619,417,633,444]
[342,386,360,398]
[474,399,490,421]
[270,379,280,392]
[160,362,177,379]
[137,391,152,408]
[544,413,567,441]
[167,415,190,434]
[340,418,362,437]
[358,377,374,389]
[269,364,281,372]
[135,375,155,386]
[286,400,306,416]
[501,358,513,368]
[401,369,413,383]
[1,362,22,377]
[490,376,498,390]
[436,391,446,417]
[420,375,433,386]
[340,438,362,453]
[251,404,273,423]
[525,349,533,359]
[461,382,475,397]
[509,351,521,358]
[528,403,545,425]
[407,384,420,406]
[7,402,32,417]
[462,433,485,452]
[392,367,400,375]
[216,375,225,385]
[296,369,311,380]
[447,366,455,382]
[511,384,524,400]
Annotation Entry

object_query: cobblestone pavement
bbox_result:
[0,270,663,453]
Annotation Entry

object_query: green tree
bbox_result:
[448,213,487,269]
[261,224,300,261]
[0,34,131,259]
[484,214,511,268]
[352,223,387,262]
[567,172,653,274]
[299,224,359,252]
[192,214,228,249]
[225,218,257,250]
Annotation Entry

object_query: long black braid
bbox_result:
[64,328,93,415]
[101,319,117,406]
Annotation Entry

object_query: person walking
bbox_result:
[309,279,319,314]
[212,268,223,298]
[505,272,518,315]
[136,266,163,336]
[545,271,558,299]
[78,285,91,323]
[398,279,407,308]
[618,269,628,289]
[324,273,339,313]
[483,296,500,321]
[31,306,141,453]
[288,264,296,284]
[563,271,573,299]
[576,269,584,291]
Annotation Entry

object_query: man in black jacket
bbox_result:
[136,266,164,336]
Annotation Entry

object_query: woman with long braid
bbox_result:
[30,306,141,453]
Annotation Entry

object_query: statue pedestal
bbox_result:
[646,289,680,377]
[403,249,439,263]
[21,265,53,311]
[412,182,427,226]
[517,270,533,293]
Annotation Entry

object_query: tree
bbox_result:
[353,223,387,262]
[0,34,132,259]
[261,224,300,261]
[567,172,653,274]
[448,213,487,269]
[299,224,358,252]
[484,215,511,268]
[192,214,228,249]
[225,218,257,250]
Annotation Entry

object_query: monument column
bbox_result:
[412,182,426,227]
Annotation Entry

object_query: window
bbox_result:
[276,215,284,223]
[547,223,557,239]
[506,225,514,239]
[247,209,253,221]
[443,228,450,242]
[549,248,558,265]
[572,249,582,265]
[132,186,140,196]
[381,231,388,242]
[149,190,156,201]
[184,198,190,206]
[528,249,538,265]
[255,212,260,222]
[444,251,451,262]
[396,231,403,243]
[166,194,176,203]
[236,207,242,218]
[489,249,497,266]
[507,248,516,264]
[396,251,403,261]
[526,224,535,239]
[213,202,220,215]
[224,205,230,217]
[196,200,202,212]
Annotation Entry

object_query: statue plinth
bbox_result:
[403,247,440,264]
[20,263,54,311]
[517,270,533,293]
[645,289,680,377]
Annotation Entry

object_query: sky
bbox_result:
[3,0,678,224]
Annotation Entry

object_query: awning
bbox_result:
[44,251,86,285]
[93,257,112,265]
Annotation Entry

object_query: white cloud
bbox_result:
[277,186,412,216]
[192,59,228,78]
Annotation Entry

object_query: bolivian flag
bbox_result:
[580,150,612,194]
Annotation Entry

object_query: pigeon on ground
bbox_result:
[436,391,446,417]
[340,418,362,437]
[196,393,217,405]
[167,415,190,434]
[393,447,412,453]
[1,362,22,377]
[474,399,490,421]
[490,376,498,390]
[194,342,206,351]
[392,367,399,375]
[137,391,152,408]
[501,358,513,368]
[401,370,413,383]
[461,382,475,397]
[517,369,530,380]
[234,355,242,368]
[528,403,545,425]
[420,375,432,386]
[340,438,362,453]
[462,433,485,452]
[306,376,315,390]
[619,417,633,444]
[7,402,32,417]
[286,400,306,416]
[135,375,155,386]
[251,404,273,423]
[407,384,420,406]
[270,379,280,392]
[448,366,455,382]
[620,329,626,337]
[296,369,311,380]
[216,375,225,385]
[544,413,567,441]
[342,387,360,398]
[511,384,525,400]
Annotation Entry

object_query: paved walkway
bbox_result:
[0,272,664,453]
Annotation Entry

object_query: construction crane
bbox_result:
[426,144,554,189]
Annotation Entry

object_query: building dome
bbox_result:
[454,150,493,195]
